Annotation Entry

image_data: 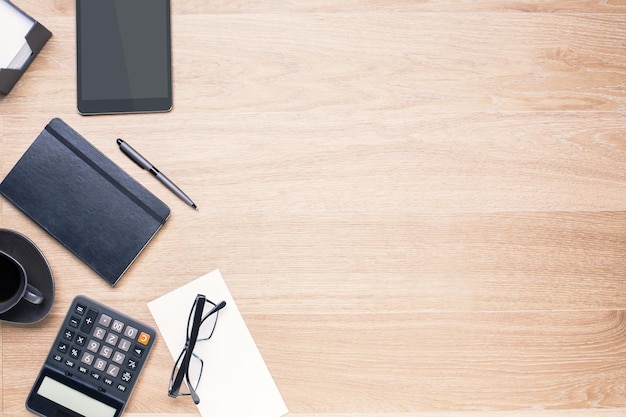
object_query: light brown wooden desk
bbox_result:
[1,1,625,416]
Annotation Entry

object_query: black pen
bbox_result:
[117,139,197,209]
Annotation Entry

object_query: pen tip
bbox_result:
[192,203,198,210]
[116,138,123,145]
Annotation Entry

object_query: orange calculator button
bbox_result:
[138,332,151,345]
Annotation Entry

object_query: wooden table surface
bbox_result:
[1,1,625,416]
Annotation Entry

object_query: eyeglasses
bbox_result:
[168,294,226,404]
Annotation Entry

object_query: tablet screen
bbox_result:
[76,0,172,115]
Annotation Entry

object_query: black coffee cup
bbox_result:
[0,249,44,313]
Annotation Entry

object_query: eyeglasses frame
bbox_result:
[168,294,226,404]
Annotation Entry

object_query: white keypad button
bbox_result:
[87,340,100,353]
[106,333,119,346]
[94,358,107,372]
[113,352,125,365]
[106,364,120,378]
[81,352,94,365]
[124,326,138,339]
[100,345,113,359]
[118,339,131,352]
[99,314,112,327]
[93,327,106,340]
[111,320,125,333]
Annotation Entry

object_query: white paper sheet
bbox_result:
[148,270,288,417]
[0,0,34,69]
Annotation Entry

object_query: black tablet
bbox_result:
[76,0,172,115]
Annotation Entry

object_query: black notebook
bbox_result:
[0,118,170,286]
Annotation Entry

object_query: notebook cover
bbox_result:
[0,118,170,285]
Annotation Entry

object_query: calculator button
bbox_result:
[116,384,127,392]
[93,327,106,340]
[63,329,75,341]
[81,352,94,365]
[106,364,120,378]
[111,320,125,333]
[87,340,100,353]
[112,352,125,365]
[99,314,112,327]
[69,316,80,328]
[75,303,86,316]
[70,347,81,359]
[111,320,124,333]
[124,326,138,339]
[90,372,101,381]
[53,354,63,362]
[106,333,119,346]
[75,334,86,346]
[81,308,98,333]
[137,332,150,345]
[121,371,132,383]
[104,378,114,386]
[118,339,131,352]
[127,358,137,370]
[78,366,89,374]
[132,346,145,358]
[100,346,113,359]
[57,342,68,354]
[65,359,75,368]
[94,358,107,372]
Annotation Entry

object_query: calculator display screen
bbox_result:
[37,376,117,417]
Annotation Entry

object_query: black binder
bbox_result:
[0,1,52,95]
[0,118,170,286]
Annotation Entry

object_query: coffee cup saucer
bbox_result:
[0,229,54,324]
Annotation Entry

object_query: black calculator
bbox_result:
[26,295,156,417]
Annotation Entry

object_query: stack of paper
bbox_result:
[0,0,34,70]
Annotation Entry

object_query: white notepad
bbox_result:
[148,270,288,417]
[0,0,34,69]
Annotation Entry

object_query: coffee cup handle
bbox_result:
[24,284,44,305]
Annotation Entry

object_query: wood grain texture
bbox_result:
[2,112,624,213]
[1,1,625,416]
[5,13,626,115]
[14,0,626,16]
